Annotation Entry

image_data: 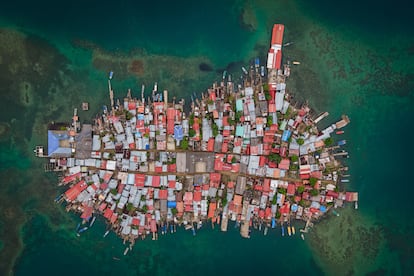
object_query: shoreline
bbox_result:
[36,24,357,250]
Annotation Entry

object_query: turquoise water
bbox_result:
[1,0,413,275]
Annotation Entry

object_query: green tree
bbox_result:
[189,129,196,137]
[189,114,195,126]
[171,208,178,216]
[272,195,277,205]
[267,115,273,127]
[275,211,281,219]
[235,111,243,121]
[290,155,298,162]
[310,189,319,197]
[141,205,148,213]
[110,188,118,195]
[277,187,287,195]
[181,139,189,150]
[212,123,219,137]
[269,153,281,164]
[231,156,237,163]
[299,199,305,206]
[309,177,318,187]
[126,203,134,212]
[324,137,334,147]
[297,138,305,145]
[297,186,305,194]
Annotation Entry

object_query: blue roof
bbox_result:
[319,205,327,212]
[174,125,183,141]
[291,204,298,212]
[282,130,292,142]
[48,130,72,157]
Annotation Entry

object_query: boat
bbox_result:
[103,230,110,238]
[301,233,305,240]
[355,201,358,209]
[281,225,285,236]
[75,222,81,232]
[192,227,196,236]
[341,179,350,183]
[89,216,96,227]
[109,71,114,80]
[264,226,268,236]
[170,224,174,234]
[292,226,296,235]
[337,140,347,146]
[78,226,88,233]
[287,226,292,236]
[336,130,344,135]
[123,247,129,256]
[332,210,340,217]
[271,217,276,229]
[113,257,120,261]
[283,42,294,47]
[292,61,300,65]
[54,194,63,203]
[260,66,265,77]
[222,70,227,80]
[241,66,248,75]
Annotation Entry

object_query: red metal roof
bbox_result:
[193,191,202,202]
[274,50,282,70]
[271,24,284,46]
[65,180,87,201]
[159,189,168,200]
[287,183,296,195]
[208,202,217,218]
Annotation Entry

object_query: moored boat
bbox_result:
[301,233,305,240]
[287,226,292,236]
[292,226,296,235]
[103,230,110,238]
[89,216,96,227]
[109,71,114,80]
[78,226,88,233]
[336,130,344,135]
[281,225,285,236]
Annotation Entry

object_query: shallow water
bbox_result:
[0,0,413,275]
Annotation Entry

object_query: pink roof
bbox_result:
[152,175,160,187]
[279,159,290,170]
[80,206,93,219]
[103,208,113,219]
[287,183,296,195]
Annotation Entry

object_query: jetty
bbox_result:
[35,23,357,246]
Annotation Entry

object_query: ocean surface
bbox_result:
[0,0,413,275]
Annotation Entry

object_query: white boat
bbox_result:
[123,247,129,256]
[103,230,110,238]
[301,233,305,240]
[292,61,300,65]
[355,201,358,209]
[292,226,296,235]
[89,216,96,227]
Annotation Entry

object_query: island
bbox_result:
[35,24,357,254]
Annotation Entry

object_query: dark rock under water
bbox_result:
[199,62,213,72]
